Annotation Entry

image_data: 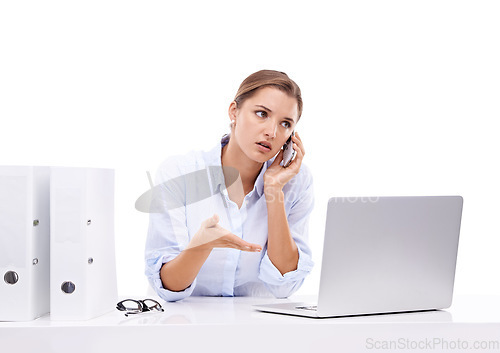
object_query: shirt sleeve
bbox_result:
[144,157,197,302]
[258,165,315,298]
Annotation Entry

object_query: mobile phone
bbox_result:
[281,131,296,168]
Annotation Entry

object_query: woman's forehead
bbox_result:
[243,87,299,121]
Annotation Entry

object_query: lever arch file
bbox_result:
[50,167,117,320]
[0,166,51,321]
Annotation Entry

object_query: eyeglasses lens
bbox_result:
[118,300,142,315]
[142,299,164,312]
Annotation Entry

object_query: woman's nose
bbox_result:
[264,121,277,139]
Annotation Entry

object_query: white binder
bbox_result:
[0,166,51,321]
[50,167,117,320]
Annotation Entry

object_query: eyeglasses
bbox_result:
[116,299,164,317]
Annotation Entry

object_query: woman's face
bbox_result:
[230,86,298,164]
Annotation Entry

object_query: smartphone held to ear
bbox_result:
[281,131,296,168]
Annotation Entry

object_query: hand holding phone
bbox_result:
[281,131,296,168]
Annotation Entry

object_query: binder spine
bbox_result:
[50,167,117,320]
[30,167,51,320]
[0,166,50,321]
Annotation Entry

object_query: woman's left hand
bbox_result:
[264,132,305,195]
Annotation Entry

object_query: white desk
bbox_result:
[1,295,499,353]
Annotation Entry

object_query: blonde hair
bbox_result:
[234,70,303,119]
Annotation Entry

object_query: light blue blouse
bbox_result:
[145,134,314,302]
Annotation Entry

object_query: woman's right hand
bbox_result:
[186,214,262,252]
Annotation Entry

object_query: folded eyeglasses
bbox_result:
[116,298,164,317]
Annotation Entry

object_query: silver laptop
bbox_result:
[254,196,463,318]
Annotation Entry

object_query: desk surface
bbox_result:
[1,295,499,353]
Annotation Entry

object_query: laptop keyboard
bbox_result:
[295,305,318,311]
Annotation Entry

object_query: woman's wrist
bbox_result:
[187,230,215,252]
[264,185,284,203]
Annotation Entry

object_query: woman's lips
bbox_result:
[256,142,272,152]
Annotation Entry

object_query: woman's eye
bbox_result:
[281,121,291,128]
[256,111,267,118]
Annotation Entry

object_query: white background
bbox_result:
[1,1,498,297]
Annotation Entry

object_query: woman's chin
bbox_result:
[244,151,270,165]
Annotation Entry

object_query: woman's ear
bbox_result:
[228,101,238,120]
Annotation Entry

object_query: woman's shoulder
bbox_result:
[297,161,314,187]
[297,161,313,181]
[155,148,216,183]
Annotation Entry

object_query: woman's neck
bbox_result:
[221,138,263,193]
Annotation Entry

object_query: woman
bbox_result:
[145,70,314,302]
